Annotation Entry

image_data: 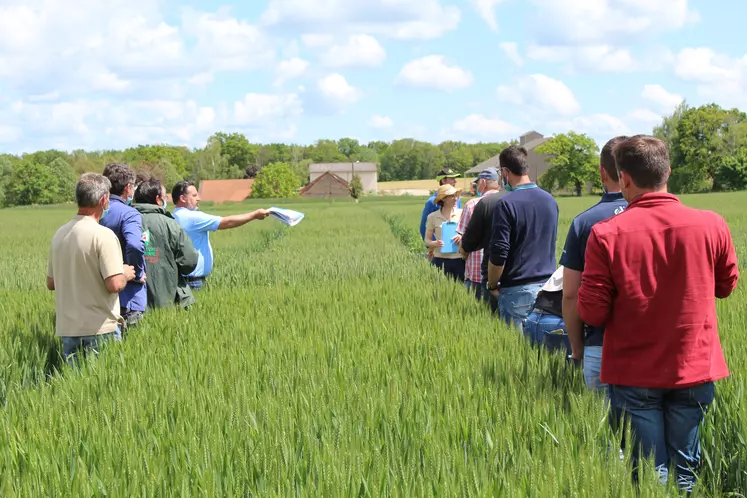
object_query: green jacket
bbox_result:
[135,204,199,309]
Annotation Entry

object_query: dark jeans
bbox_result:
[121,308,144,327]
[465,279,489,303]
[431,257,465,282]
[609,382,715,492]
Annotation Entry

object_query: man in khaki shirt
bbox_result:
[47,173,136,365]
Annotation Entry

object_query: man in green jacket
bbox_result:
[133,178,199,309]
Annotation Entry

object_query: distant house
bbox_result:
[300,171,351,198]
[309,162,377,193]
[465,130,553,183]
[198,179,254,203]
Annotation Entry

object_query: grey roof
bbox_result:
[466,155,500,175]
[309,162,377,173]
[523,137,549,150]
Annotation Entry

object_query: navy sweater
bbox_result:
[489,185,558,287]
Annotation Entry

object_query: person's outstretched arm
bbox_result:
[217,209,271,230]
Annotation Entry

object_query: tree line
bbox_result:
[1,101,746,206]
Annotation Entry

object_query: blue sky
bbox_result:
[0,0,745,153]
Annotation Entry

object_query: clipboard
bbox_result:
[440,221,459,254]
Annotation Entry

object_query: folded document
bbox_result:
[268,207,305,227]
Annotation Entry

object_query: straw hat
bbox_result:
[434,184,463,204]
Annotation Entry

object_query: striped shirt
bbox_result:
[457,190,499,283]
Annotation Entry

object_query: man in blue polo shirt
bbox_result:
[171,181,271,290]
[485,145,558,328]
[561,136,629,392]
[419,168,463,241]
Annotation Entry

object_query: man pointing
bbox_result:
[171,181,271,290]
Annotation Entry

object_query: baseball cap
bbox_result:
[436,168,461,181]
[477,167,499,181]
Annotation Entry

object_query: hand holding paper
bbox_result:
[268,207,305,227]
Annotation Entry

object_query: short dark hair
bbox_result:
[134,178,163,205]
[102,163,135,196]
[171,181,194,204]
[614,135,670,190]
[600,136,628,182]
[499,145,529,176]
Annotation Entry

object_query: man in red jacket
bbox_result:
[577,135,738,492]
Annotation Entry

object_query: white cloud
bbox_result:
[301,34,334,48]
[27,91,60,103]
[320,35,386,68]
[261,0,461,40]
[274,57,310,87]
[530,0,699,46]
[91,71,132,92]
[526,44,637,72]
[549,113,632,139]
[641,84,683,113]
[674,48,747,108]
[369,115,393,128]
[0,2,275,99]
[472,0,506,31]
[0,125,21,143]
[499,42,523,66]
[396,55,474,91]
[233,93,303,125]
[181,7,275,73]
[318,74,361,104]
[625,108,664,128]
[452,114,519,139]
[498,74,581,117]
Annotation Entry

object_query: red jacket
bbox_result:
[577,193,738,388]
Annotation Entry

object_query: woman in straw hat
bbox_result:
[424,184,466,281]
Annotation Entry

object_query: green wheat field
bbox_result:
[0,193,744,496]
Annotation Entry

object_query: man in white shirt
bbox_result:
[47,173,136,365]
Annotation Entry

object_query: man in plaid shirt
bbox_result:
[456,167,503,301]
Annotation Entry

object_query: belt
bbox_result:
[185,276,206,282]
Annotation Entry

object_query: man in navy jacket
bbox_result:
[100,163,147,326]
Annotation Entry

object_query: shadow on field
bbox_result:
[1,310,62,405]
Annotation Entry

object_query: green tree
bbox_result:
[669,104,747,192]
[251,162,300,199]
[124,145,189,178]
[310,139,347,163]
[350,174,363,199]
[439,141,473,174]
[536,132,599,196]
[338,138,360,160]
[6,161,58,206]
[47,157,77,203]
[208,132,259,174]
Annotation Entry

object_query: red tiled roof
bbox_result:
[198,179,254,203]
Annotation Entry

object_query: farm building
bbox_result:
[309,162,377,193]
[465,130,552,185]
[198,179,254,203]
[300,172,352,198]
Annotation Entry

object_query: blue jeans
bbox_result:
[186,277,206,291]
[497,283,543,329]
[60,325,122,366]
[584,346,607,394]
[523,311,570,354]
[609,382,715,492]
